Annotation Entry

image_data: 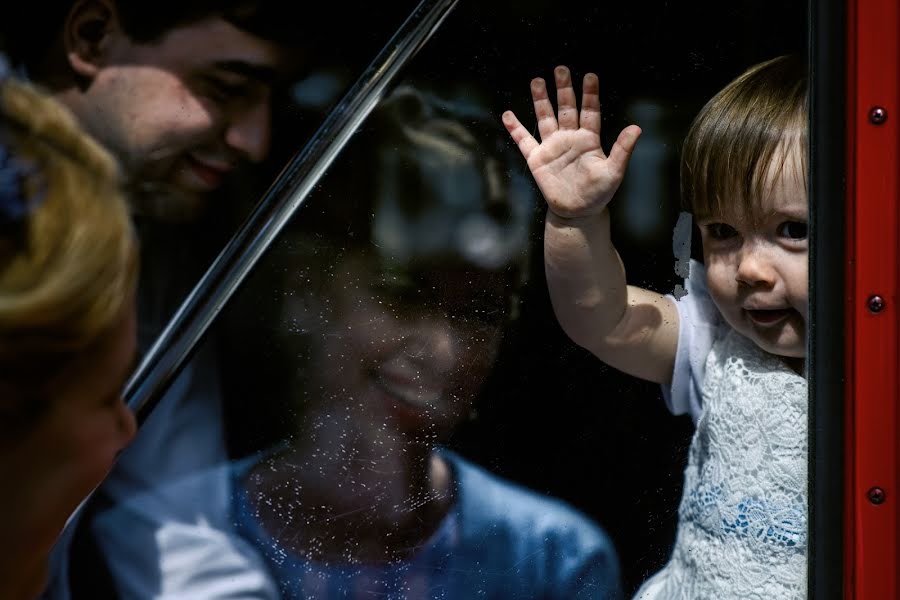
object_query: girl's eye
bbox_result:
[705,223,738,240]
[777,221,808,240]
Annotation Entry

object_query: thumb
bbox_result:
[607,125,642,176]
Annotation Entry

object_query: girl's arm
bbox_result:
[503,66,679,385]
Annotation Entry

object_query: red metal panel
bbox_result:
[848,0,900,597]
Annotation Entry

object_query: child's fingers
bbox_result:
[530,77,559,140]
[580,73,601,136]
[554,66,578,131]
[606,125,642,176]
[502,110,540,159]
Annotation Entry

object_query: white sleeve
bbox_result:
[91,462,280,600]
[661,260,721,424]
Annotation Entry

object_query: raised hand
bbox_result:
[502,66,641,219]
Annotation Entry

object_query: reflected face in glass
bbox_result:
[77,17,292,220]
[295,253,508,441]
[700,147,808,359]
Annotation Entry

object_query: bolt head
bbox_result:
[868,295,886,313]
[870,106,888,125]
[868,487,886,505]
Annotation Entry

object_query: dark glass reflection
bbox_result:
[218,88,621,599]
[55,2,808,598]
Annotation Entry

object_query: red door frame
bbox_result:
[847,0,900,596]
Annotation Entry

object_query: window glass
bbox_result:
[73,1,809,598]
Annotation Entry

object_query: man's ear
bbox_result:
[64,0,120,79]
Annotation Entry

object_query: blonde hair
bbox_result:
[0,78,137,426]
[681,55,808,222]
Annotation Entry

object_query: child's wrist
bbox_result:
[546,206,609,226]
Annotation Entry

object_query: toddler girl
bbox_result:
[503,55,808,598]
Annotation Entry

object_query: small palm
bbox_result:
[529,129,619,217]
[502,66,640,219]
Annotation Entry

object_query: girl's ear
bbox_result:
[64,0,120,80]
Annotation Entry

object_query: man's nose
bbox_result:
[224,102,271,163]
[735,243,777,287]
[404,320,458,374]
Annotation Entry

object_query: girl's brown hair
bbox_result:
[0,77,137,430]
[681,55,808,222]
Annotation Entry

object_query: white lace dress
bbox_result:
[636,265,808,599]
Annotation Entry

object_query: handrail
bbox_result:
[124,0,459,422]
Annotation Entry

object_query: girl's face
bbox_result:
[288,253,508,444]
[20,304,138,546]
[699,147,808,360]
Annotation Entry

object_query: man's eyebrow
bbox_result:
[211,60,281,85]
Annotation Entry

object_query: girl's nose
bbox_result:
[735,244,777,287]
[117,400,138,448]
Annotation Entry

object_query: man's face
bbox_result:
[288,253,507,442]
[73,17,294,220]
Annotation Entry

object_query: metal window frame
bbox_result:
[809,0,847,598]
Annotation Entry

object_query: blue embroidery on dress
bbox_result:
[683,486,806,548]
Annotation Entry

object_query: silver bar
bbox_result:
[124,0,459,420]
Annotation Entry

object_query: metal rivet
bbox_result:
[870,106,888,125]
[868,487,886,505]
[868,295,886,313]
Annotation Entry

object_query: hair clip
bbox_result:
[0,55,44,235]
[0,142,37,232]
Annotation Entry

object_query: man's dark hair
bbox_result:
[282,85,535,270]
[113,2,336,47]
[3,1,413,70]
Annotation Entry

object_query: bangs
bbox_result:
[681,55,808,222]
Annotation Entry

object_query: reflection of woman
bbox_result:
[0,73,138,598]
[230,88,622,599]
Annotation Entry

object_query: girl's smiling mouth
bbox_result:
[745,307,795,326]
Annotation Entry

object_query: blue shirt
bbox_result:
[234,450,622,600]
